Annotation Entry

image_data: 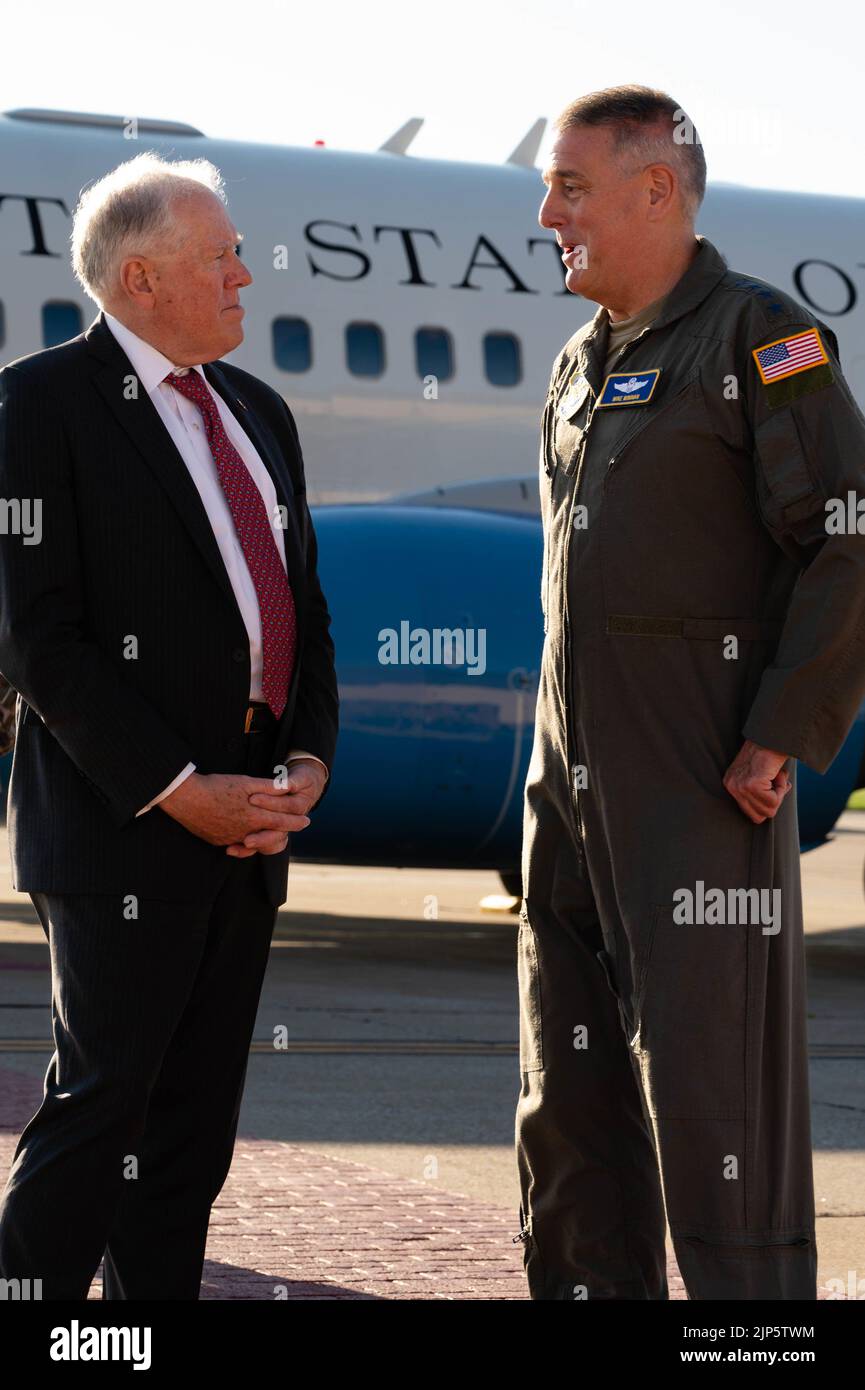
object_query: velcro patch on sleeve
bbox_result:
[762,362,835,409]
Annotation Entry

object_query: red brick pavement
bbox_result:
[0,1065,840,1300]
[200,1142,533,1301]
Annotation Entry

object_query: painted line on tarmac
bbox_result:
[0,1039,863,1057]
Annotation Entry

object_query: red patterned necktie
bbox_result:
[165,370,297,719]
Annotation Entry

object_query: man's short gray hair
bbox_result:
[71,152,226,305]
[554,85,707,222]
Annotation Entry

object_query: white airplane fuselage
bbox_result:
[1,110,865,509]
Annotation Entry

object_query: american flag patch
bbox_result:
[752,329,828,384]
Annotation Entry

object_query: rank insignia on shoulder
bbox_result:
[596,368,661,408]
[557,372,591,421]
[752,328,828,384]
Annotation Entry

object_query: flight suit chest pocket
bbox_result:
[600,366,704,478]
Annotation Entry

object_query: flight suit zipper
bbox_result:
[562,422,592,855]
[559,324,657,855]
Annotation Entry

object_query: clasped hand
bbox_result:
[159,761,327,857]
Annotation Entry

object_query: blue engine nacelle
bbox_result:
[798,703,865,850]
[296,505,543,869]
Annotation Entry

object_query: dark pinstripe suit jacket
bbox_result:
[0,313,338,906]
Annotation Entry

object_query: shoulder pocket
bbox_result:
[754,407,825,529]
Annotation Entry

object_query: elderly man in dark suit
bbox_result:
[0,152,338,1299]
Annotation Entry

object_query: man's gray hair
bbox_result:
[71,152,226,305]
[554,85,707,222]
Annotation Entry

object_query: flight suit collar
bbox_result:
[573,235,729,392]
[650,234,729,330]
[578,309,610,396]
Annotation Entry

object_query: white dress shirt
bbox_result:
[101,313,328,816]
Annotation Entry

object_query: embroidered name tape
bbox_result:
[752,329,828,385]
[596,369,661,408]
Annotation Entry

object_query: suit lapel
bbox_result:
[87,315,244,616]
[86,315,305,625]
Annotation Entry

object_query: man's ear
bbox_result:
[118,255,158,308]
[645,164,675,218]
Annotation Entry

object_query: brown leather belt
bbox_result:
[243,700,276,734]
[606,615,784,641]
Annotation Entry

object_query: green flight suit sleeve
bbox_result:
[740,319,865,774]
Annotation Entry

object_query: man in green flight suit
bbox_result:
[515,84,865,1300]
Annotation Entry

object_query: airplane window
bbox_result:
[484,331,522,387]
[42,301,83,348]
[272,316,312,372]
[346,322,385,378]
[415,327,454,381]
